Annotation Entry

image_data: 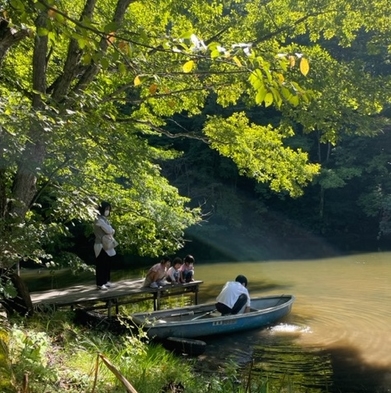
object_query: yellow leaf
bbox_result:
[300,57,310,76]
[134,75,141,86]
[277,73,285,84]
[233,56,242,67]
[288,55,295,68]
[182,60,195,73]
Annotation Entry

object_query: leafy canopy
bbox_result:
[0,0,390,271]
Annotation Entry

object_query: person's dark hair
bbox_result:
[98,201,111,215]
[235,275,248,287]
[172,257,183,265]
[184,254,194,263]
[161,256,171,263]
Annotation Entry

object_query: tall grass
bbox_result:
[1,299,322,393]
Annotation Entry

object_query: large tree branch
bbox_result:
[254,11,331,45]
[73,0,133,94]
[50,0,98,102]
[0,18,30,69]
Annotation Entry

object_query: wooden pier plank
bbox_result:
[30,279,203,315]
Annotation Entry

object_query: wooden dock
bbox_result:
[30,279,203,316]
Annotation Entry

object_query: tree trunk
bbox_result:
[0,270,34,317]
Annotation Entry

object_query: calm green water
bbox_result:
[193,252,391,393]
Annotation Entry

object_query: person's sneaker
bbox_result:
[105,282,115,288]
[157,280,168,286]
[150,282,158,289]
[97,284,108,290]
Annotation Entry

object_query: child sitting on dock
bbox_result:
[142,256,171,288]
[166,257,183,284]
[179,254,195,283]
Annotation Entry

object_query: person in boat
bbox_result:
[179,254,195,283]
[215,275,251,315]
[142,256,171,288]
[166,257,182,284]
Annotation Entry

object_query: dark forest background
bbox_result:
[159,110,391,262]
[70,104,391,266]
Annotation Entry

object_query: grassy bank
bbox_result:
[1,308,269,393]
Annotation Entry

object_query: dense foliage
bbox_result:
[0,0,391,282]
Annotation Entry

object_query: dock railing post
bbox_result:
[156,288,161,310]
[195,283,199,305]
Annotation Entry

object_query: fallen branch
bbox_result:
[91,353,139,393]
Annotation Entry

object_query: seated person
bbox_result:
[142,256,171,288]
[215,275,250,315]
[179,254,195,283]
[166,257,182,284]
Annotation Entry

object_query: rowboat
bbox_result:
[130,294,295,340]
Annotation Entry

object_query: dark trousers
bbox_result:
[95,249,111,286]
[216,294,248,316]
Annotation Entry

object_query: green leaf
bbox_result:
[281,87,292,100]
[10,0,25,11]
[264,92,273,107]
[104,22,119,33]
[255,87,267,104]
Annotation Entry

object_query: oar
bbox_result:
[169,311,195,317]
[191,309,217,320]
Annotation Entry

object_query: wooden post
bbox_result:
[194,284,199,305]
[156,288,161,310]
[107,299,112,317]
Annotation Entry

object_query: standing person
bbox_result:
[215,275,251,315]
[93,201,118,290]
[142,256,171,288]
[166,257,183,284]
[179,254,195,283]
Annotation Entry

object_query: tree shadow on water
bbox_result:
[192,332,391,393]
[326,344,391,393]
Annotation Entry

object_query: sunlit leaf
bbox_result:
[182,60,195,73]
[288,55,295,68]
[264,92,273,107]
[281,87,292,100]
[276,73,285,84]
[300,58,310,76]
[233,56,242,67]
[134,75,142,86]
[289,95,300,106]
[255,87,267,104]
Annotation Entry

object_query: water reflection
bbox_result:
[193,252,391,392]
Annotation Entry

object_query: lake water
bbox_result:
[192,251,391,393]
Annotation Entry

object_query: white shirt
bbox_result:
[216,281,251,308]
